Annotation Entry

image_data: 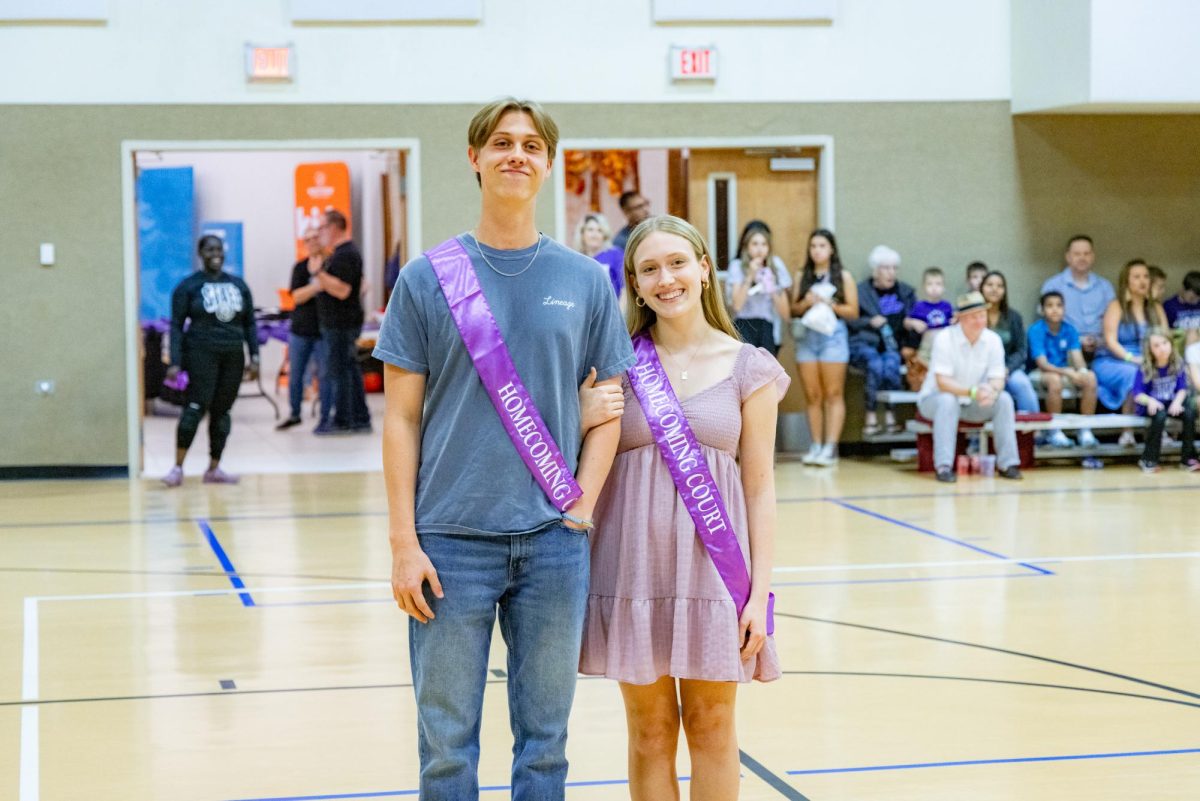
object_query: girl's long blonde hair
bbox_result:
[623,215,739,339]
[1141,327,1183,383]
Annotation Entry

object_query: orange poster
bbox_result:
[294,162,352,259]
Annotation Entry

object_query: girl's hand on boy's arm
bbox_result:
[579,367,624,433]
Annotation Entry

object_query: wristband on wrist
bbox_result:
[562,512,594,530]
[1124,353,1136,363]
[968,385,977,401]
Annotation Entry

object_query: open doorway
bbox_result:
[554,136,834,419]
[122,139,421,478]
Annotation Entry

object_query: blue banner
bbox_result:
[138,167,195,322]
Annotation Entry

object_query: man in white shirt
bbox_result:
[917,292,1022,483]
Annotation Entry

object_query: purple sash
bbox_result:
[627,332,774,635]
[426,237,583,513]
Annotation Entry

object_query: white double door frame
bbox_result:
[120,138,422,475]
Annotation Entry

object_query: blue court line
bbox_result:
[3,482,1197,530]
[787,746,1200,776]
[828,499,1054,576]
[229,776,691,801]
[198,519,255,607]
[773,572,1044,588]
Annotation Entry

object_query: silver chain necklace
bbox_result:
[471,232,543,277]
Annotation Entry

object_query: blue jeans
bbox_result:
[411,525,591,800]
[849,340,901,411]
[320,326,370,427]
[1006,368,1040,413]
[287,333,329,419]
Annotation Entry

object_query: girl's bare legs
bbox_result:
[798,362,824,446]
[620,677,682,801]
[680,679,740,801]
[819,360,848,447]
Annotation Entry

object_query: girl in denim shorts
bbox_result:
[790,229,859,465]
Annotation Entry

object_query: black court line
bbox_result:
[6,669,1196,713]
[781,671,1200,711]
[779,482,1200,504]
[2,482,1196,530]
[739,750,812,800]
[777,613,1200,701]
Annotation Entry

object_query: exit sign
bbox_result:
[670,46,717,81]
[245,44,294,82]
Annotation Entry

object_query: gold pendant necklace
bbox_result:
[657,330,706,380]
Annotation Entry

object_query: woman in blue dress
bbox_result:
[1092,259,1166,445]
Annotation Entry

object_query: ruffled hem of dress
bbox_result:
[579,594,781,685]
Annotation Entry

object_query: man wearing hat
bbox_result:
[916,291,1023,483]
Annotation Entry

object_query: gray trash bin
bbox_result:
[776,412,811,454]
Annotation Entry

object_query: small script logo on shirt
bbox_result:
[542,295,576,311]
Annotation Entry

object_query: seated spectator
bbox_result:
[1028,291,1099,447]
[725,220,792,355]
[575,212,624,298]
[1164,271,1200,331]
[849,245,914,435]
[904,266,954,390]
[1185,330,1200,391]
[917,292,1022,483]
[981,270,1039,412]
[1133,328,1198,473]
[1148,265,1167,304]
[1041,235,1114,359]
[1093,259,1167,445]
[963,261,988,296]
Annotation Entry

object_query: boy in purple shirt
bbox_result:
[903,267,954,389]
[1133,329,1197,473]
[1027,290,1099,448]
[1164,271,1200,331]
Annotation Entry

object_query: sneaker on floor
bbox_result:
[275,416,303,431]
[997,465,1023,480]
[1045,429,1074,449]
[1117,430,1138,448]
[1077,429,1099,448]
[811,443,838,466]
[935,467,957,483]
[202,467,240,484]
[801,442,822,465]
[313,421,351,436]
[161,465,183,488]
[350,421,374,434]
[1138,459,1161,474]
[1180,458,1200,473]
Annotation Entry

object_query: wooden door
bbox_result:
[686,148,821,413]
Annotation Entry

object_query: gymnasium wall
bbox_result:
[3,102,1199,468]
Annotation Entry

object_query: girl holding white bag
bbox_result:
[790,229,859,466]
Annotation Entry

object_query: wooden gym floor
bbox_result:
[1,460,1198,800]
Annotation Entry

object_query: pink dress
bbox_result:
[580,345,789,684]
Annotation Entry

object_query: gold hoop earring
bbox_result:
[702,280,710,289]
[635,296,646,308]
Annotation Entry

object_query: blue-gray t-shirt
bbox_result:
[373,234,636,537]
